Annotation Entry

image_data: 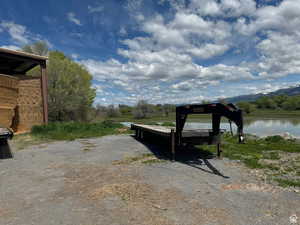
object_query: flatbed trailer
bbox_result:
[131,103,244,160]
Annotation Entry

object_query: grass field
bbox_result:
[31,120,130,140]
[200,133,300,187]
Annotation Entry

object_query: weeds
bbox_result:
[201,133,300,188]
[275,178,300,188]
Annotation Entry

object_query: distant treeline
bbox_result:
[94,94,300,119]
[94,100,176,119]
[236,95,300,113]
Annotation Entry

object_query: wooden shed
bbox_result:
[0,48,48,133]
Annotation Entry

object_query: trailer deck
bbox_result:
[131,124,225,138]
[131,103,244,160]
[131,123,225,160]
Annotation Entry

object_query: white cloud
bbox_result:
[88,5,104,13]
[0,21,29,44]
[71,53,79,60]
[119,27,127,36]
[0,45,20,51]
[189,0,256,17]
[187,44,229,59]
[234,0,300,36]
[83,0,300,105]
[256,31,300,78]
[67,12,82,26]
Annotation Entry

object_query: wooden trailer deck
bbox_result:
[131,123,225,159]
[131,124,224,137]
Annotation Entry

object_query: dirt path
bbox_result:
[0,135,299,225]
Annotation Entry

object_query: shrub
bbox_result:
[264,135,285,143]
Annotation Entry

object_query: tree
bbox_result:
[106,105,121,117]
[46,51,96,121]
[23,42,96,122]
[282,96,300,110]
[22,41,49,56]
[162,104,174,117]
[237,102,256,114]
[119,104,133,115]
[255,96,277,109]
[132,100,153,119]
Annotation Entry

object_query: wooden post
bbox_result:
[171,129,175,161]
[217,143,222,158]
[40,61,48,124]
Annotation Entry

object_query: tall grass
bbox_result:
[31,120,128,140]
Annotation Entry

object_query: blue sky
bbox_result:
[0,0,300,105]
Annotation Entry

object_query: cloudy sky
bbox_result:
[0,0,300,105]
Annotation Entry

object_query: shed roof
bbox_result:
[0,48,48,75]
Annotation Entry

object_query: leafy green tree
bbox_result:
[272,95,288,108]
[255,96,277,109]
[282,96,300,110]
[23,42,96,121]
[47,51,96,121]
[237,102,256,114]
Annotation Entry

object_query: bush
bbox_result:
[264,135,285,143]
[237,102,256,114]
[132,109,145,119]
[106,105,121,118]
[132,100,154,119]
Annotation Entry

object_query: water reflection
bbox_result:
[184,118,300,138]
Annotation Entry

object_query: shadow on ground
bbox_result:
[131,135,229,179]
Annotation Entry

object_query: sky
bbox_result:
[0,0,300,105]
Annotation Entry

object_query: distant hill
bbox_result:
[226,85,300,103]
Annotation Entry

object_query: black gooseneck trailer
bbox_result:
[131,103,244,160]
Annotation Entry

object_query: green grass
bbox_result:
[31,120,130,141]
[275,178,300,188]
[160,121,175,127]
[202,133,300,165]
[200,133,300,187]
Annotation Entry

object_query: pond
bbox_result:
[122,118,300,138]
[184,119,300,138]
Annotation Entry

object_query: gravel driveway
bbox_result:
[0,134,299,225]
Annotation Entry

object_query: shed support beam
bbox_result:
[40,62,48,124]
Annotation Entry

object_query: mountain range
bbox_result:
[225,85,300,103]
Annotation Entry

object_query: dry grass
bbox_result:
[221,183,277,193]
[112,153,166,165]
[10,133,51,151]
[53,164,232,225]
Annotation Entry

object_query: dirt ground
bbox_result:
[0,134,299,225]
